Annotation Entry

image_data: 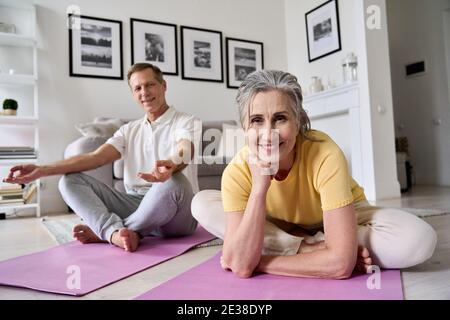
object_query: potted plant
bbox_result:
[2,99,18,116]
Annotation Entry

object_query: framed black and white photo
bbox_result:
[130,18,178,75]
[305,0,342,62]
[226,38,264,89]
[180,26,223,82]
[68,14,123,79]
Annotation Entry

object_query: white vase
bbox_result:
[309,77,324,94]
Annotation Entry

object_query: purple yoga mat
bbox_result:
[0,227,215,296]
[135,252,403,300]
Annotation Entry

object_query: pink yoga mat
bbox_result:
[0,227,215,296]
[136,252,403,300]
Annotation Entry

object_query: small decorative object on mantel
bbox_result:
[342,52,358,84]
[0,22,16,34]
[325,76,336,90]
[309,76,324,94]
[2,99,18,116]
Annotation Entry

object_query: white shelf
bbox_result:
[0,32,36,47]
[0,158,37,165]
[0,73,35,86]
[0,203,38,210]
[0,116,38,125]
[0,2,40,218]
[303,82,359,103]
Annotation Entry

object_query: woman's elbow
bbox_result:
[229,258,257,278]
[232,267,254,278]
[331,258,356,279]
[225,255,256,278]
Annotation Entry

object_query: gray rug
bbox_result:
[396,207,450,218]
[41,215,223,247]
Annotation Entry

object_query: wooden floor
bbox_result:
[0,185,449,300]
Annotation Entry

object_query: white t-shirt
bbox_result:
[106,106,200,195]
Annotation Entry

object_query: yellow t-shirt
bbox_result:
[221,130,366,226]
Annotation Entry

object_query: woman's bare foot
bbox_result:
[111,228,140,252]
[73,224,107,244]
[355,246,373,273]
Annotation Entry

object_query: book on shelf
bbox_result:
[23,183,37,204]
[0,198,24,205]
[0,146,35,151]
[0,150,36,154]
[0,193,23,201]
[0,146,36,158]
[0,182,36,205]
[0,147,34,150]
[0,154,37,159]
[0,184,23,192]
[0,189,23,197]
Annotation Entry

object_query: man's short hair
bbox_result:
[127,63,164,85]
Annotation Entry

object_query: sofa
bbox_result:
[64,119,239,193]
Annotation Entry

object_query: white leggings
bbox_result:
[191,190,437,269]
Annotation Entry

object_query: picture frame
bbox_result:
[180,26,223,82]
[225,37,264,89]
[68,14,123,79]
[130,18,178,75]
[305,0,342,62]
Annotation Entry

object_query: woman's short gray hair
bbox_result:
[236,69,311,139]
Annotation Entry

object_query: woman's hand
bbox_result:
[248,153,272,193]
[3,164,45,184]
[246,128,273,193]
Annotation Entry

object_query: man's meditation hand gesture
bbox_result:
[3,164,45,184]
[138,160,177,183]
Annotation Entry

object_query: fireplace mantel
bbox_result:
[303,82,363,189]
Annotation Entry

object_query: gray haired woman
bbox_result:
[192,69,437,279]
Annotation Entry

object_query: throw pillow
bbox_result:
[75,118,124,138]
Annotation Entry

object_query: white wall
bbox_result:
[355,0,400,200]
[285,0,400,200]
[28,0,287,213]
[387,0,450,186]
[284,0,358,91]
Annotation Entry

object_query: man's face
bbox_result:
[129,68,167,115]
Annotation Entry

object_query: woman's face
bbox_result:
[246,90,298,168]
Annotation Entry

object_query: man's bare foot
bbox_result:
[356,246,373,273]
[73,224,107,244]
[111,228,140,252]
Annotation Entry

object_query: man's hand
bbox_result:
[137,160,176,183]
[3,164,45,184]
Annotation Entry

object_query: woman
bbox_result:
[192,70,437,279]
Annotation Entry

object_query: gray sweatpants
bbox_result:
[58,172,197,242]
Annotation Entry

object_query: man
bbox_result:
[3,63,199,252]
